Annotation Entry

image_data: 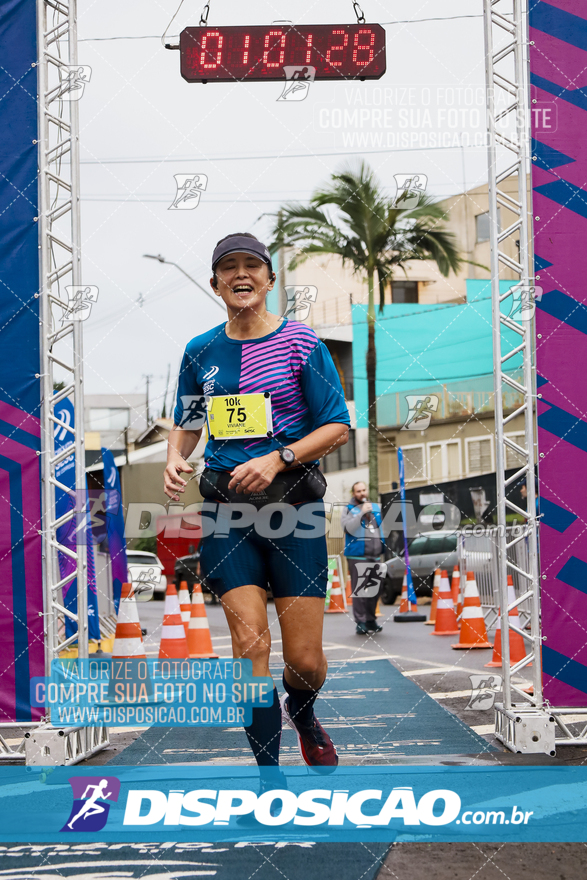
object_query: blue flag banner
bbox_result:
[397,448,418,605]
[101,447,128,614]
[2,765,587,843]
[53,397,100,640]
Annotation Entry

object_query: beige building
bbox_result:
[377,409,527,496]
[279,174,527,326]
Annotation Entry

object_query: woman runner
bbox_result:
[164,232,350,775]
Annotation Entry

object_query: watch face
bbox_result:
[282,448,295,464]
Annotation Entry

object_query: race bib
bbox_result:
[207,392,273,440]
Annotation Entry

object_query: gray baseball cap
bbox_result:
[211,235,273,272]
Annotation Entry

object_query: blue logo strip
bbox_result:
[3,766,587,843]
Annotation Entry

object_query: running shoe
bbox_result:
[366,621,383,633]
[356,623,369,635]
[280,693,338,770]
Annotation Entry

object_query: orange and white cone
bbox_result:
[178,580,191,637]
[451,571,492,649]
[345,572,353,606]
[112,582,146,658]
[451,566,462,619]
[425,568,442,625]
[432,570,459,635]
[326,563,345,613]
[485,575,529,667]
[188,583,219,659]
[159,582,189,659]
[397,573,410,614]
[394,572,426,622]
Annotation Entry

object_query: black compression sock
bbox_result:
[244,686,281,766]
[282,672,322,727]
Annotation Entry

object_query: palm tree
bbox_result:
[267,161,462,501]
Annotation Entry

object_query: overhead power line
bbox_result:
[78,15,483,41]
[81,143,486,166]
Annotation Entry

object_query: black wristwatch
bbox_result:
[277,447,296,466]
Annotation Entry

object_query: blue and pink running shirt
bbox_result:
[174,317,351,471]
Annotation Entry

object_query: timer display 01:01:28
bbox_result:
[180,24,386,83]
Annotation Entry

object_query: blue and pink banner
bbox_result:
[101,447,127,614]
[0,0,44,721]
[530,1,587,705]
[54,398,100,641]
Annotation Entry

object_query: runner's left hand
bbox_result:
[228,452,282,494]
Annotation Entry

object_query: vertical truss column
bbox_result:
[38,0,87,674]
[484,0,552,753]
[34,0,108,764]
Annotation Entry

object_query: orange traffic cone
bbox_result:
[159,582,189,659]
[451,566,462,618]
[112,582,146,658]
[425,569,441,626]
[345,572,353,606]
[451,571,492,649]
[432,570,460,635]
[178,581,191,637]
[188,583,219,659]
[326,562,345,613]
[394,572,426,622]
[485,575,529,667]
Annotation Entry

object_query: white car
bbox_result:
[126,550,167,599]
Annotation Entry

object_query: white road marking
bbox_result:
[471,724,495,734]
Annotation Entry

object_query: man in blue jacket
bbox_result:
[341,481,386,635]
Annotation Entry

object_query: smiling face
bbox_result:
[212,251,275,312]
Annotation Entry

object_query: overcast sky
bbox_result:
[77,0,488,417]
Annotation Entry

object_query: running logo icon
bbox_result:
[392,174,428,210]
[62,286,99,322]
[56,65,92,101]
[179,395,210,430]
[283,285,318,321]
[466,674,502,711]
[61,776,120,832]
[354,562,387,598]
[169,174,208,210]
[401,394,439,431]
[277,65,316,101]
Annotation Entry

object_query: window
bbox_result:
[88,407,130,432]
[426,534,458,554]
[505,432,526,469]
[476,208,501,243]
[401,445,425,482]
[426,440,462,483]
[408,536,428,555]
[392,281,418,303]
[467,437,493,474]
[323,429,356,473]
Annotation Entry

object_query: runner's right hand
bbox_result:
[164,458,194,500]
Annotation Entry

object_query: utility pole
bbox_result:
[161,363,171,418]
[277,210,287,315]
[143,373,153,425]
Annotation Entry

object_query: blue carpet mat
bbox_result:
[109,659,495,765]
[0,841,391,880]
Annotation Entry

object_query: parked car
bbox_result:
[383,530,493,604]
[383,531,459,604]
[174,552,220,603]
[126,550,167,599]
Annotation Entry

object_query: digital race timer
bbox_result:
[180,24,386,83]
